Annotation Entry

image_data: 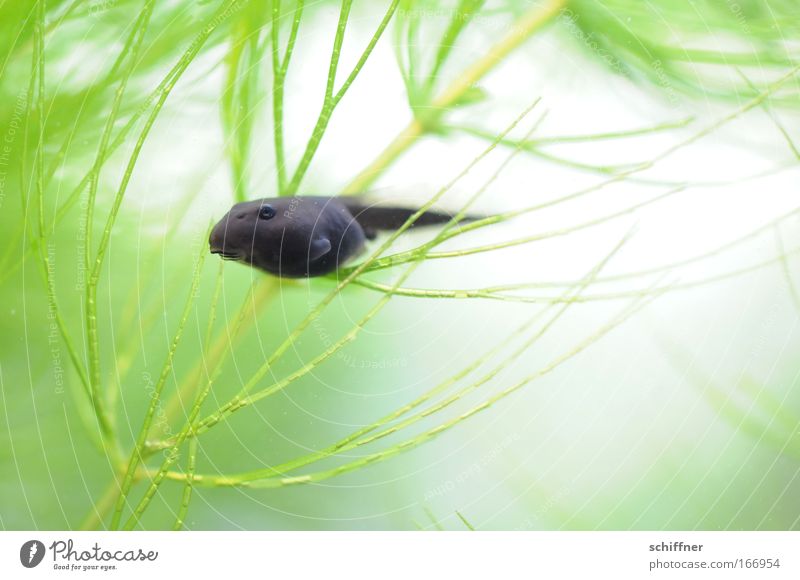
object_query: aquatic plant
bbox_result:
[1,0,798,530]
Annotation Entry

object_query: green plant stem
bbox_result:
[156,276,278,437]
[169,265,227,530]
[172,436,198,530]
[109,246,207,530]
[123,267,247,530]
[222,0,265,202]
[2,0,251,284]
[363,203,800,295]
[457,511,476,531]
[30,1,103,443]
[357,184,685,273]
[422,0,486,98]
[453,125,673,181]
[351,249,800,304]
[105,190,201,416]
[79,477,123,531]
[271,0,305,194]
[283,0,400,196]
[26,0,111,458]
[34,0,45,240]
[342,0,567,194]
[84,0,155,451]
[523,117,694,144]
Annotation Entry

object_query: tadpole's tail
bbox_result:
[340,198,485,238]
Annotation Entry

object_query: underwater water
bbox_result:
[1,0,799,531]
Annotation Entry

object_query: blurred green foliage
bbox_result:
[1,0,798,530]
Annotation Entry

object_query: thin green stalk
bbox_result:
[4,0,250,283]
[130,243,428,526]
[422,0,486,99]
[523,117,694,145]
[737,69,800,161]
[157,276,278,435]
[124,267,252,530]
[172,432,198,530]
[356,184,685,273]
[84,0,155,449]
[283,0,400,196]
[499,205,800,290]
[127,252,279,527]
[453,125,673,181]
[247,290,653,487]
[456,511,476,531]
[28,0,113,450]
[393,2,419,103]
[660,341,800,465]
[84,260,224,530]
[281,0,352,195]
[79,477,121,531]
[109,244,207,530]
[18,2,37,238]
[352,247,800,305]
[198,105,540,433]
[107,190,202,415]
[34,0,45,240]
[271,0,286,192]
[410,189,685,262]
[222,0,265,202]
[170,265,226,531]
[342,0,567,194]
[271,0,305,194]
[425,507,444,531]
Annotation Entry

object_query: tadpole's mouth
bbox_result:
[209,219,244,261]
[209,247,241,261]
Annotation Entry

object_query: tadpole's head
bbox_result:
[209,197,333,277]
[208,199,285,263]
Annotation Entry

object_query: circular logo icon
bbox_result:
[20,540,46,568]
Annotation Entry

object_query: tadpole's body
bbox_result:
[209,196,472,278]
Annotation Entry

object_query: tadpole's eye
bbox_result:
[259,204,276,220]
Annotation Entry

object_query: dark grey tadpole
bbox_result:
[209,196,478,278]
